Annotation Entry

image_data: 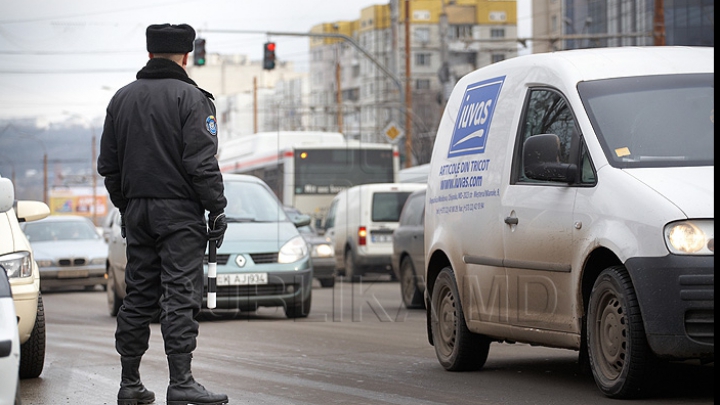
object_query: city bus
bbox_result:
[218,131,399,225]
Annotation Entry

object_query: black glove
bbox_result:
[207,212,227,248]
[120,213,126,239]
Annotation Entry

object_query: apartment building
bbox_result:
[310,0,518,164]
[532,0,714,53]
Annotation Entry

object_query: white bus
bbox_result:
[218,131,399,224]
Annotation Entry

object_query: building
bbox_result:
[532,0,714,53]
[309,0,518,165]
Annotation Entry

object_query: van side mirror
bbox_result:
[523,134,577,183]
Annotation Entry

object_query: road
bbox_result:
[20,277,714,405]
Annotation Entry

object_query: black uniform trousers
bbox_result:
[116,198,206,357]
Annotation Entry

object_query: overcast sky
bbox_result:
[0,0,530,125]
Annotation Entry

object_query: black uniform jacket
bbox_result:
[97,58,226,216]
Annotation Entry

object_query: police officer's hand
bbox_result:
[120,214,126,239]
[207,212,227,248]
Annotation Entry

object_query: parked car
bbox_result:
[106,174,314,319]
[323,183,426,281]
[391,187,427,309]
[105,207,125,316]
[0,266,20,404]
[0,175,49,380]
[285,206,336,288]
[21,215,108,292]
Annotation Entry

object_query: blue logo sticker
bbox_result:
[447,76,505,158]
[206,115,217,136]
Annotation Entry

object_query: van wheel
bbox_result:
[430,267,489,371]
[107,266,122,316]
[400,257,424,309]
[587,265,650,398]
[20,293,46,379]
[344,250,361,282]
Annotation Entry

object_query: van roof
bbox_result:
[468,46,713,85]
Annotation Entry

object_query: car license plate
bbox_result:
[371,234,392,243]
[57,270,89,278]
[216,273,268,286]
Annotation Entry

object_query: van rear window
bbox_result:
[372,192,413,222]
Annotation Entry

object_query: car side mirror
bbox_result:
[292,214,312,228]
[0,177,14,213]
[523,134,577,183]
[15,200,51,223]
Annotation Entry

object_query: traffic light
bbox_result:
[263,42,276,70]
[194,38,206,66]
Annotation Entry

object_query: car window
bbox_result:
[399,192,425,226]
[371,192,412,222]
[324,200,337,229]
[224,181,285,222]
[23,219,101,242]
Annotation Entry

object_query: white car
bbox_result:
[1,264,20,405]
[0,175,50,380]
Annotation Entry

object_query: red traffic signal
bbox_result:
[263,42,276,70]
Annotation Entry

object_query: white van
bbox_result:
[424,47,713,399]
[324,183,426,280]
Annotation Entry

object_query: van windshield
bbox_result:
[578,73,713,169]
[372,192,413,222]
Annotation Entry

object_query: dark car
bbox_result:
[284,206,336,288]
[391,187,426,309]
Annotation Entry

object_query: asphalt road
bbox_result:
[20,277,714,405]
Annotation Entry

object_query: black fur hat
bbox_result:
[146,23,195,54]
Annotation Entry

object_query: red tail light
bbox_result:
[358,226,367,246]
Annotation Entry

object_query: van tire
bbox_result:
[587,265,650,399]
[19,293,46,379]
[400,257,424,309]
[430,267,490,371]
[344,250,361,282]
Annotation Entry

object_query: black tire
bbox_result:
[587,265,651,399]
[19,293,46,379]
[107,266,122,317]
[400,256,424,309]
[319,277,336,288]
[430,267,490,371]
[285,293,312,319]
[344,249,361,283]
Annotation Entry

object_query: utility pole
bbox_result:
[336,61,343,134]
[404,0,412,168]
[653,0,666,46]
[253,76,258,133]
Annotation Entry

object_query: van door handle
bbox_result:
[504,217,518,225]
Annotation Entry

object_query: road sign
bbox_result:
[383,122,403,143]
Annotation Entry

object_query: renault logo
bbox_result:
[235,255,246,267]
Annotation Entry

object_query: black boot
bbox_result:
[118,356,155,405]
[167,353,228,405]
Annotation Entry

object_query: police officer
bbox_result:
[98,23,228,405]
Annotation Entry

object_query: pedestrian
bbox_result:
[97,23,228,405]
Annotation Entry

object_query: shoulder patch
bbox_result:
[205,115,218,136]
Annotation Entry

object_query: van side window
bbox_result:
[399,192,425,227]
[514,88,595,184]
[324,200,337,229]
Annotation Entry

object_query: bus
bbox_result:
[218,131,399,225]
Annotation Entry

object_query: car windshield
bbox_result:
[224,180,287,222]
[23,219,100,242]
[578,73,714,169]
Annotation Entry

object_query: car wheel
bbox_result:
[107,267,122,317]
[587,265,651,399]
[400,256,424,309]
[285,293,312,319]
[319,277,335,288]
[344,249,360,282]
[430,266,489,371]
[19,293,46,379]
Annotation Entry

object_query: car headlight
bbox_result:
[0,251,33,278]
[278,235,309,264]
[90,258,106,265]
[664,220,714,255]
[36,259,53,267]
[312,243,334,258]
